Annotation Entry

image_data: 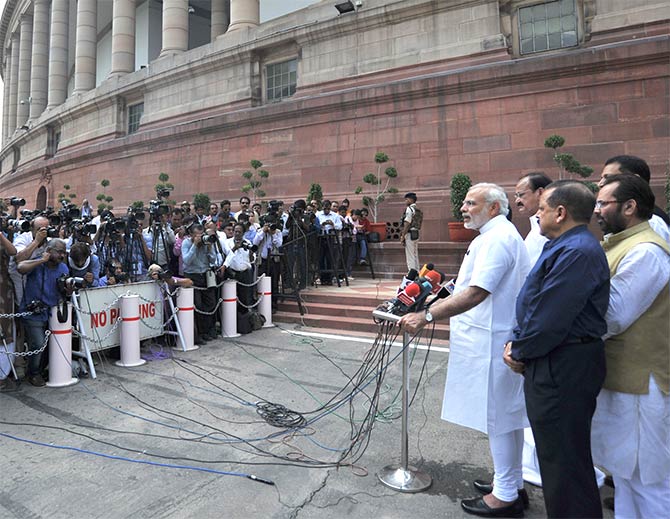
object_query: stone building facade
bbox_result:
[0,0,668,241]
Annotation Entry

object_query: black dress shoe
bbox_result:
[461,496,524,518]
[473,481,529,509]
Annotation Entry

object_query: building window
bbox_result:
[519,0,578,55]
[46,126,61,157]
[128,102,144,134]
[266,59,297,103]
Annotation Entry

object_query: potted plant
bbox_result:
[448,173,477,242]
[355,151,399,240]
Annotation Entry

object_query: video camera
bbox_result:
[25,299,47,314]
[9,197,26,207]
[149,199,170,218]
[259,200,284,232]
[56,275,85,295]
[203,233,219,244]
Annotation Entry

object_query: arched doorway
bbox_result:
[36,186,47,210]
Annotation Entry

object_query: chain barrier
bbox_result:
[7,331,51,357]
[235,277,263,288]
[140,311,177,330]
[236,295,264,310]
[0,310,37,319]
[193,298,224,316]
[72,317,123,344]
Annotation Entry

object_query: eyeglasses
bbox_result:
[595,200,622,210]
[514,191,529,199]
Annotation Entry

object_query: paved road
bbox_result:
[0,324,613,518]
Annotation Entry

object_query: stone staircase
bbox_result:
[273,240,470,341]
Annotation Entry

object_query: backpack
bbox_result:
[410,206,423,230]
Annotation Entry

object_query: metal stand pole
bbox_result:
[374,310,432,492]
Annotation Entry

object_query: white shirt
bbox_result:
[524,216,548,267]
[222,237,254,272]
[649,214,670,245]
[253,229,283,260]
[592,239,670,484]
[442,215,530,435]
[316,211,342,233]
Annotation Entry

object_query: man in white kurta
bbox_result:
[591,175,670,519]
[401,183,530,516]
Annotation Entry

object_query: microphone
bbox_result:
[418,262,434,278]
[396,268,418,294]
[426,286,450,308]
[423,269,443,293]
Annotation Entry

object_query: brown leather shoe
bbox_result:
[27,374,46,387]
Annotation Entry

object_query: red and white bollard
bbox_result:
[256,275,274,328]
[175,287,198,351]
[47,304,78,388]
[222,280,240,338]
[116,295,146,367]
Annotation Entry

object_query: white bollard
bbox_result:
[256,275,274,328]
[116,295,146,367]
[222,280,240,338]
[47,304,79,388]
[175,287,198,351]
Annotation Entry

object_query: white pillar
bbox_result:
[160,0,188,57]
[228,0,259,31]
[47,0,70,108]
[256,274,274,328]
[7,33,20,134]
[73,0,98,93]
[222,280,240,337]
[29,0,50,120]
[110,0,136,76]
[116,295,146,367]
[2,49,13,143]
[16,14,33,127]
[211,0,229,40]
[47,304,79,388]
[175,287,198,351]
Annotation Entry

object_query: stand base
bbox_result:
[173,344,200,352]
[115,359,147,368]
[262,323,275,328]
[222,333,241,338]
[377,465,432,493]
[46,377,79,388]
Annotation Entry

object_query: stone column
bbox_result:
[3,53,12,144]
[47,0,70,108]
[7,33,20,134]
[110,0,136,76]
[228,0,259,31]
[16,14,34,127]
[160,0,188,57]
[29,0,50,120]
[211,0,229,40]
[74,0,98,93]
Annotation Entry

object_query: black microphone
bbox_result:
[396,268,418,294]
[426,286,450,308]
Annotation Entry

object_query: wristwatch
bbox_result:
[425,310,434,323]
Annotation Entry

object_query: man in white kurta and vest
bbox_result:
[591,173,670,518]
[401,183,530,517]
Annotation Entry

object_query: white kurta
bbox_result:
[524,215,548,267]
[441,215,530,436]
[592,242,670,485]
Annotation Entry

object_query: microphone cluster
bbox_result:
[378,263,450,316]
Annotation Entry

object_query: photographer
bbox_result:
[0,220,17,391]
[10,216,52,307]
[182,224,218,345]
[123,211,152,282]
[351,209,369,266]
[283,200,311,290]
[316,200,343,286]
[17,239,70,387]
[253,217,283,307]
[143,211,175,272]
[68,242,101,288]
[221,223,256,308]
[99,259,129,286]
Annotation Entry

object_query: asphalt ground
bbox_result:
[0,323,614,518]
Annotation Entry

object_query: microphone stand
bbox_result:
[372,308,432,492]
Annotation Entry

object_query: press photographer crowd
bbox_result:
[0,186,384,389]
[2,153,669,519]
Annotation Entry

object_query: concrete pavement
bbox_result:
[0,324,613,518]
